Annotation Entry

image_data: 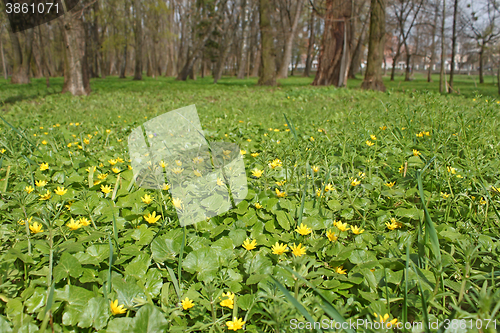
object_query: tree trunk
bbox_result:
[38,26,50,87]
[361,0,386,91]
[390,45,400,81]
[277,0,304,79]
[258,0,276,86]
[312,0,351,86]
[237,0,251,79]
[177,51,199,81]
[439,0,446,93]
[448,0,458,91]
[348,19,367,79]
[303,7,315,77]
[0,33,7,79]
[427,2,439,82]
[133,0,143,80]
[8,29,33,84]
[251,44,261,77]
[404,40,411,81]
[479,44,484,84]
[61,10,91,96]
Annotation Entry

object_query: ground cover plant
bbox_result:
[0,76,500,332]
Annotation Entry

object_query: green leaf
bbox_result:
[132,224,155,245]
[53,252,83,283]
[131,304,168,333]
[77,297,110,330]
[106,318,134,333]
[275,210,292,230]
[183,248,220,282]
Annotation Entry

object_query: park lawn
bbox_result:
[0,76,499,332]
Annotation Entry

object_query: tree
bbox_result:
[303,6,315,77]
[61,4,90,95]
[277,0,304,79]
[237,0,251,79]
[361,0,386,91]
[133,0,143,80]
[439,0,446,93]
[312,0,352,86]
[7,28,34,84]
[427,0,440,82]
[448,0,459,91]
[258,0,276,86]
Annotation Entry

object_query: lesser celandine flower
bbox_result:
[336,221,350,232]
[108,159,118,165]
[440,192,450,199]
[29,222,44,234]
[141,194,153,204]
[251,152,259,157]
[350,178,361,187]
[324,183,334,192]
[35,180,47,187]
[25,185,34,194]
[217,178,225,186]
[351,225,364,235]
[98,173,108,180]
[220,292,235,309]
[312,165,319,172]
[275,188,286,198]
[181,297,194,310]
[226,317,245,331]
[373,313,398,326]
[101,185,112,194]
[112,167,120,174]
[254,202,262,209]
[144,211,161,224]
[447,166,456,174]
[66,219,82,231]
[54,186,67,196]
[271,242,288,255]
[175,160,182,166]
[295,223,312,236]
[242,239,257,251]
[172,198,183,209]
[384,181,395,188]
[79,217,90,226]
[412,149,420,156]
[162,183,170,191]
[290,243,306,257]
[40,163,49,171]
[251,169,263,178]
[268,159,282,169]
[193,169,202,177]
[240,150,246,155]
[41,140,48,145]
[370,134,377,140]
[110,300,126,315]
[39,190,51,201]
[159,160,167,168]
[326,230,337,242]
[335,266,347,274]
[366,140,374,146]
[171,167,184,174]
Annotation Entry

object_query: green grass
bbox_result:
[0,75,499,332]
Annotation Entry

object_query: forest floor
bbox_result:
[0,74,499,332]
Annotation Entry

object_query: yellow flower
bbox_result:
[24,185,34,193]
[416,132,424,138]
[0,148,5,153]
[351,225,364,235]
[240,150,247,155]
[39,190,51,201]
[492,186,500,194]
[384,181,396,188]
[373,313,395,324]
[128,165,133,170]
[271,242,288,255]
[141,194,153,204]
[251,152,259,157]
[268,159,282,169]
[220,292,235,309]
[480,198,487,205]
[412,149,420,156]
[274,129,280,132]
[29,222,44,234]
[226,317,245,331]
[163,183,170,191]
[116,157,124,163]
[335,266,347,274]
[35,180,47,187]
[175,160,182,166]
[106,129,112,134]
[447,166,456,174]
[144,211,161,224]
[423,131,430,136]
[312,165,319,172]
[358,171,366,178]
[193,169,202,177]
[86,166,96,173]
[159,160,167,168]
[101,184,112,194]
[111,167,120,174]
[326,230,337,242]
[171,167,184,174]
[275,188,286,198]
[366,140,375,146]
[172,198,183,209]
[223,150,231,156]
[108,159,118,166]
[251,169,263,178]
[66,218,82,231]
[310,136,315,141]
[324,183,334,192]
[242,239,257,251]
[379,125,387,130]
[78,217,90,226]
[254,202,262,209]
[98,173,108,180]
[41,140,48,145]
[110,300,126,315]
[54,186,67,196]
[385,218,401,230]
[336,221,350,232]
[295,223,312,236]
[181,297,194,310]
[350,178,361,187]
[290,243,306,257]
[370,135,377,140]
[40,163,49,171]
[440,192,450,199]
[217,178,225,186]
[83,138,90,144]
[399,165,404,173]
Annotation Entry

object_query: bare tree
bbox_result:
[258,0,276,85]
[133,0,143,80]
[362,0,386,91]
[277,0,304,79]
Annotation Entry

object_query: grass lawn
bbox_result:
[0,75,499,332]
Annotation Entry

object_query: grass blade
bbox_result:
[108,236,113,293]
[167,266,181,303]
[297,162,309,227]
[283,113,298,143]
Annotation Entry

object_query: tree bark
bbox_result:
[0,32,7,80]
[258,0,276,86]
[439,0,446,93]
[277,0,304,79]
[348,18,367,79]
[303,7,315,77]
[448,0,458,91]
[361,0,386,91]
[8,29,33,84]
[427,2,439,82]
[38,26,50,87]
[237,0,251,79]
[404,40,411,81]
[133,0,143,80]
[479,44,484,84]
[312,0,351,86]
[61,9,91,96]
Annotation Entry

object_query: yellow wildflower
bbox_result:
[370,135,377,140]
[159,160,167,168]
[171,167,184,174]
[268,159,282,169]
[98,173,108,180]
[271,242,288,255]
[251,152,259,157]
[335,266,347,274]
[181,297,194,310]
[144,211,161,224]
[172,198,183,209]
[54,186,67,196]
[29,222,44,234]
[350,178,361,186]
[366,140,375,146]
[384,181,395,188]
[110,300,126,315]
[254,202,262,209]
[295,223,312,236]
[240,150,247,155]
[217,178,225,186]
[41,140,48,145]
[78,217,90,226]
[226,317,245,331]
[326,230,337,242]
[242,239,257,251]
[440,192,450,199]
[39,190,51,201]
[40,163,49,171]
[35,180,47,187]
[111,167,120,174]
[193,169,202,177]
[220,292,235,309]
[101,184,112,194]
[175,160,182,166]
[141,194,153,204]
[336,221,350,232]
[162,183,170,191]
[290,243,306,257]
[66,219,82,231]
[108,159,118,166]
[312,165,319,172]
[412,149,420,156]
[351,225,364,235]
[251,169,263,178]
[275,188,286,198]
[25,185,35,193]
